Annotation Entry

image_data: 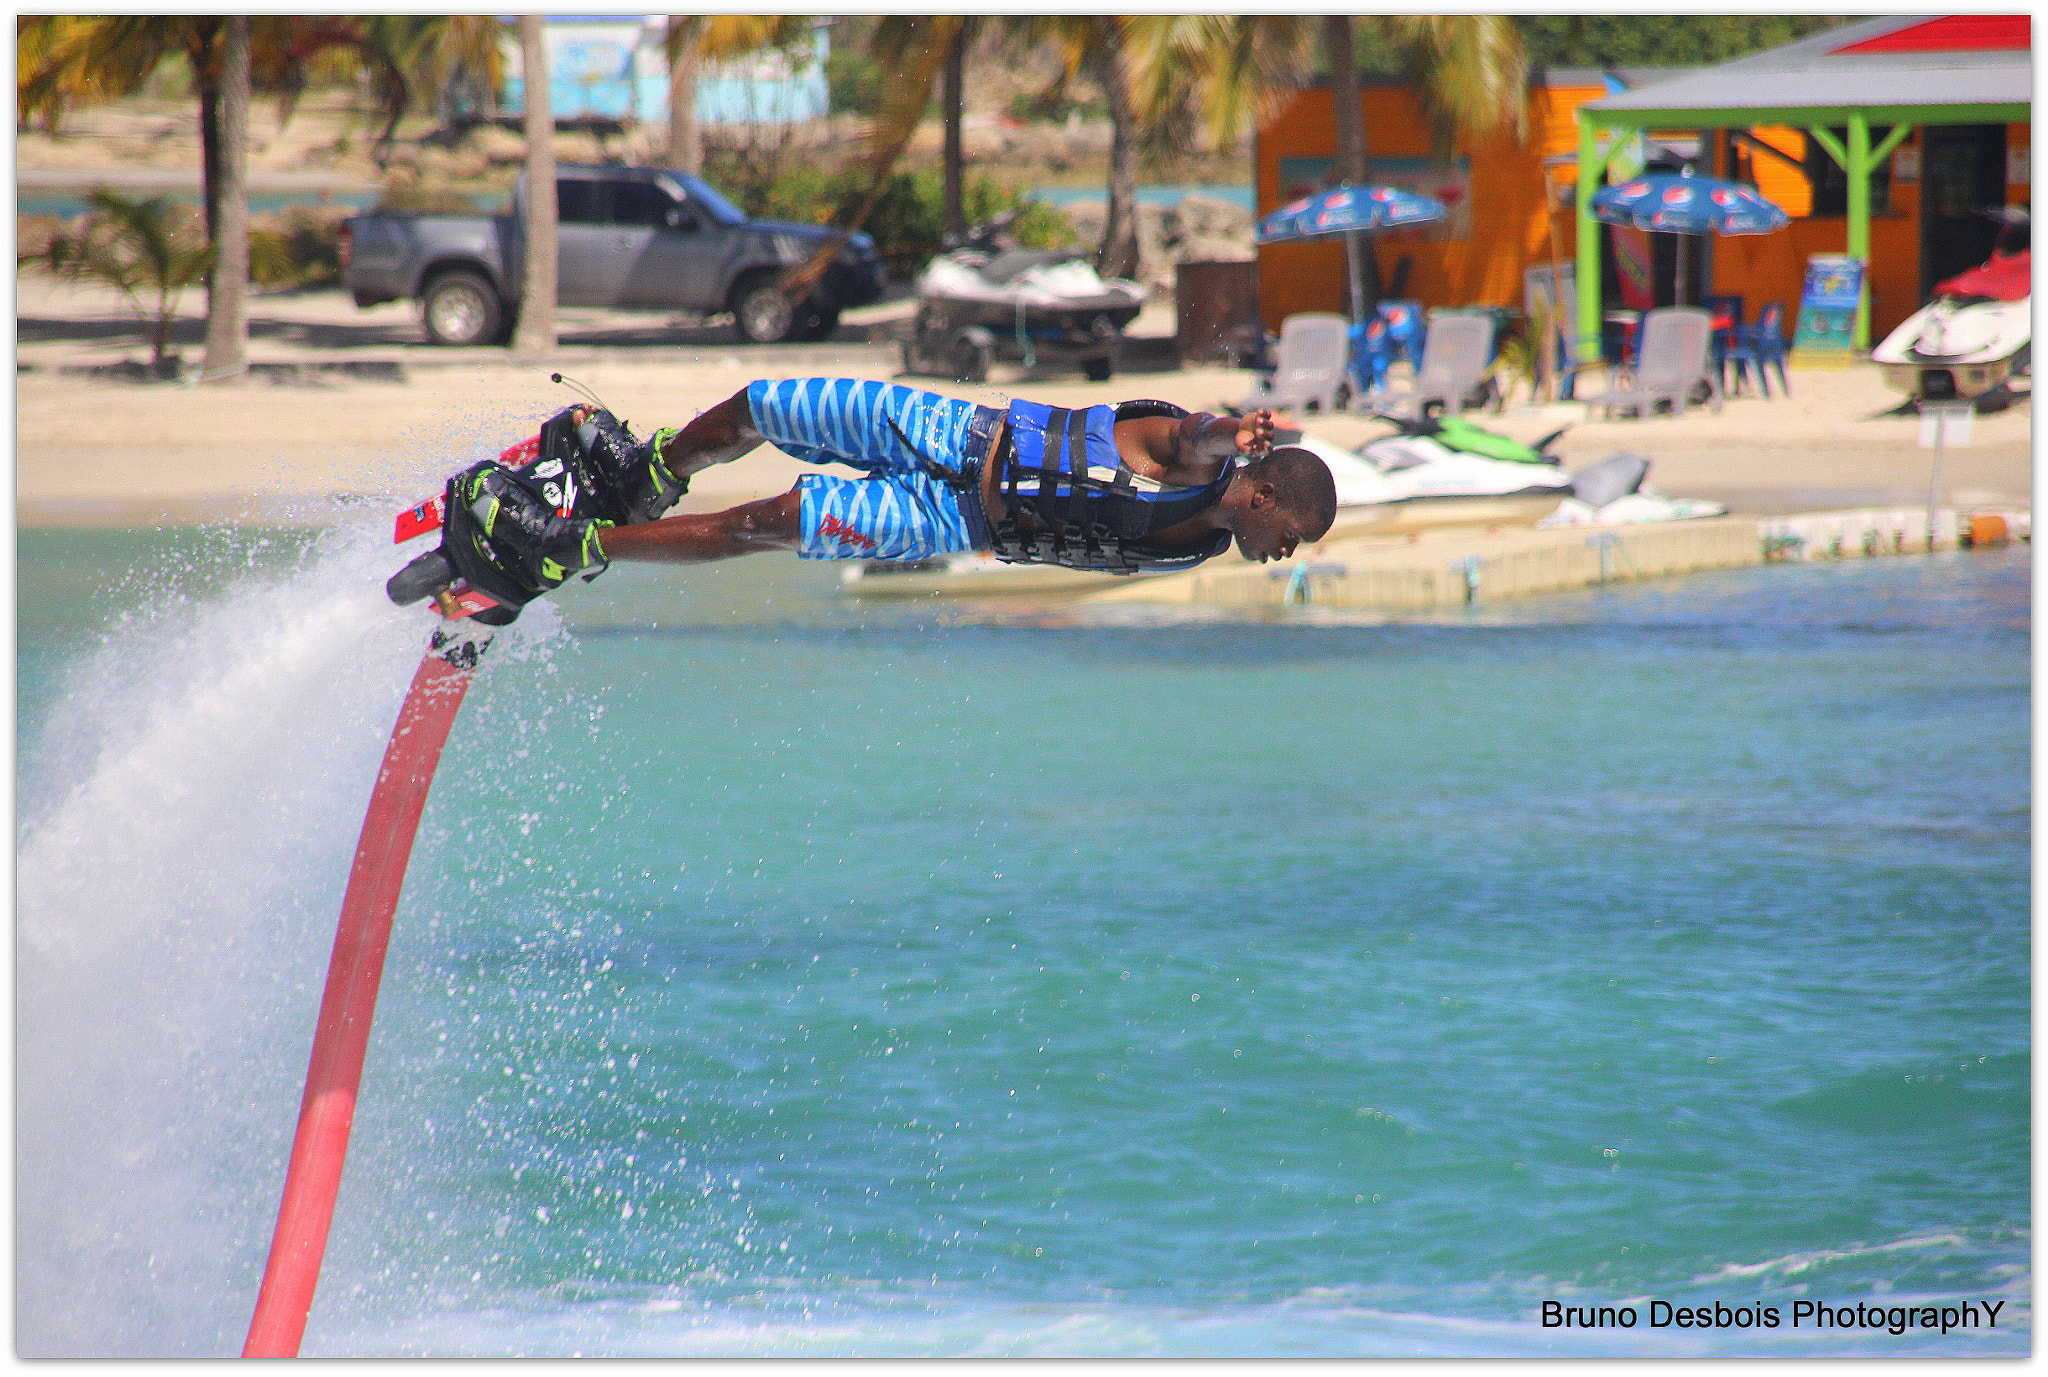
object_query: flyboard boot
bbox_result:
[385,403,691,621]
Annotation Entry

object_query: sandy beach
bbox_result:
[16,276,2032,530]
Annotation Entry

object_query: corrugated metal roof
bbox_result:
[1833,14,2029,54]
[1585,15,2031,115]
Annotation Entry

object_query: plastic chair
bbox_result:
[1238,313,1352,414]
[1744,301,1790,397]
[1704,294,1761,397]
[1702,294,1745,334]
[1350,299,1427,395]
[1578,306,1722,419]
[1371,312,1496,418]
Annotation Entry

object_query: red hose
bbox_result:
[244,625,490,1356]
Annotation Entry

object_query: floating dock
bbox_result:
[1076,507,2029,612]
[841,507,2030,611]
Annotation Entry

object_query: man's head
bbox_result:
[1220,444,1338,562]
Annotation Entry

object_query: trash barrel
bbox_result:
[1175,260,1260,366]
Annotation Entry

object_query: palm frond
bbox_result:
[1379,15,1529,152]
[776,15,957,297]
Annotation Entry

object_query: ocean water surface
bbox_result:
[15,519,2029,1358]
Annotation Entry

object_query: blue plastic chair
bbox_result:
[1744,301,1790,397]
[1704,294,1759,396]
[1348,300,1426,396]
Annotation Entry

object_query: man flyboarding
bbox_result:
[255,375,1342,1354]
[394,378,1337,617]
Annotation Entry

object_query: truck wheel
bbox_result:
[1082,355,1114,382]
[731,275,797,344]
[422,270,504,347]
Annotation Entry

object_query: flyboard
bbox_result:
[243,384,632,1356]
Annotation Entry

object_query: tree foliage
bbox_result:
[1513,16,1854,70]
[20,189,290,374]
[705,149,1071,279]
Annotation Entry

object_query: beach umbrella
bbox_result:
[1590,171,1788,304]
[1256,185,1448,326]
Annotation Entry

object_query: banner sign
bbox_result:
[1793,254,1864,365]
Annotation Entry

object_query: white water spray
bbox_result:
[16,512,563,1356]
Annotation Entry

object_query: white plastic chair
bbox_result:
[1238,312,1351,414]
[1579,307,1723,419]
[1372,312,1496,419]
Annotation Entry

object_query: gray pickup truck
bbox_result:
[340,164,884,346]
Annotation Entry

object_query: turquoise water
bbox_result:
[1033,183,1254,213]
[15,522,2029,1357]
[17,191,386,219]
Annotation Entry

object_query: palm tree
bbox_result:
[24,191,214,376]
[18,15,432,377]
[200,14,249,382]
[940,21,968,241]
[862,17,972,236]
[663,16,818,176]
[785,15,1526,305]
[511,14,556,353]
[858,16,1139,275]
[1127,16,1528,313]
[348,16,504,133]
[1004,17,1145,280]
[17,18,412,242]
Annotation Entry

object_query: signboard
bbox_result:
[1792,254,1864,365]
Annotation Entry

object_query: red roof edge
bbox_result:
[1832,14,2031,54]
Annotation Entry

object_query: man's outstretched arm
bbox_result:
[598,489,802,565]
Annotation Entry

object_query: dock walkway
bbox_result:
[1078,507,2030,612]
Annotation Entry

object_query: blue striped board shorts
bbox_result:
[746,378,998,561]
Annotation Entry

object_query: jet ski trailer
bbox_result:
[901,215,1146,384]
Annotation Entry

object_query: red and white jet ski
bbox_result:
[1873,208,2030,408]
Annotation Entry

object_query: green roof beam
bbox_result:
[1868,121,1915,167]
[1846,114,1872,349]
[1807,124,1849,171]
[1574,116,1608,366]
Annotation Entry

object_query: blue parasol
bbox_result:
[1256,185,1448,327]
[1256,184,1449,243]
[1591,171,1788,303]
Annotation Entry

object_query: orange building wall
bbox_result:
[1257,83,2028,343]
[1253,82,1597,328]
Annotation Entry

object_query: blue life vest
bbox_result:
[991,399,1235,573]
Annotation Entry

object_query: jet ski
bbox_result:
[1535,453,1727,527]
[1872,208,2030,410]
[901,212,1146,385]
[1282,413,1575,535]
[1290,416,1722,535]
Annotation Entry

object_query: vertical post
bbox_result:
[1846,112,1872,351]
[942,22,965,241]
[665,17,701,175]
[1927,427,1945,551]
[513,15,557,353]
[1343,231,1365,325]
[200,15,249,384]
[1575,115,1605,371]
